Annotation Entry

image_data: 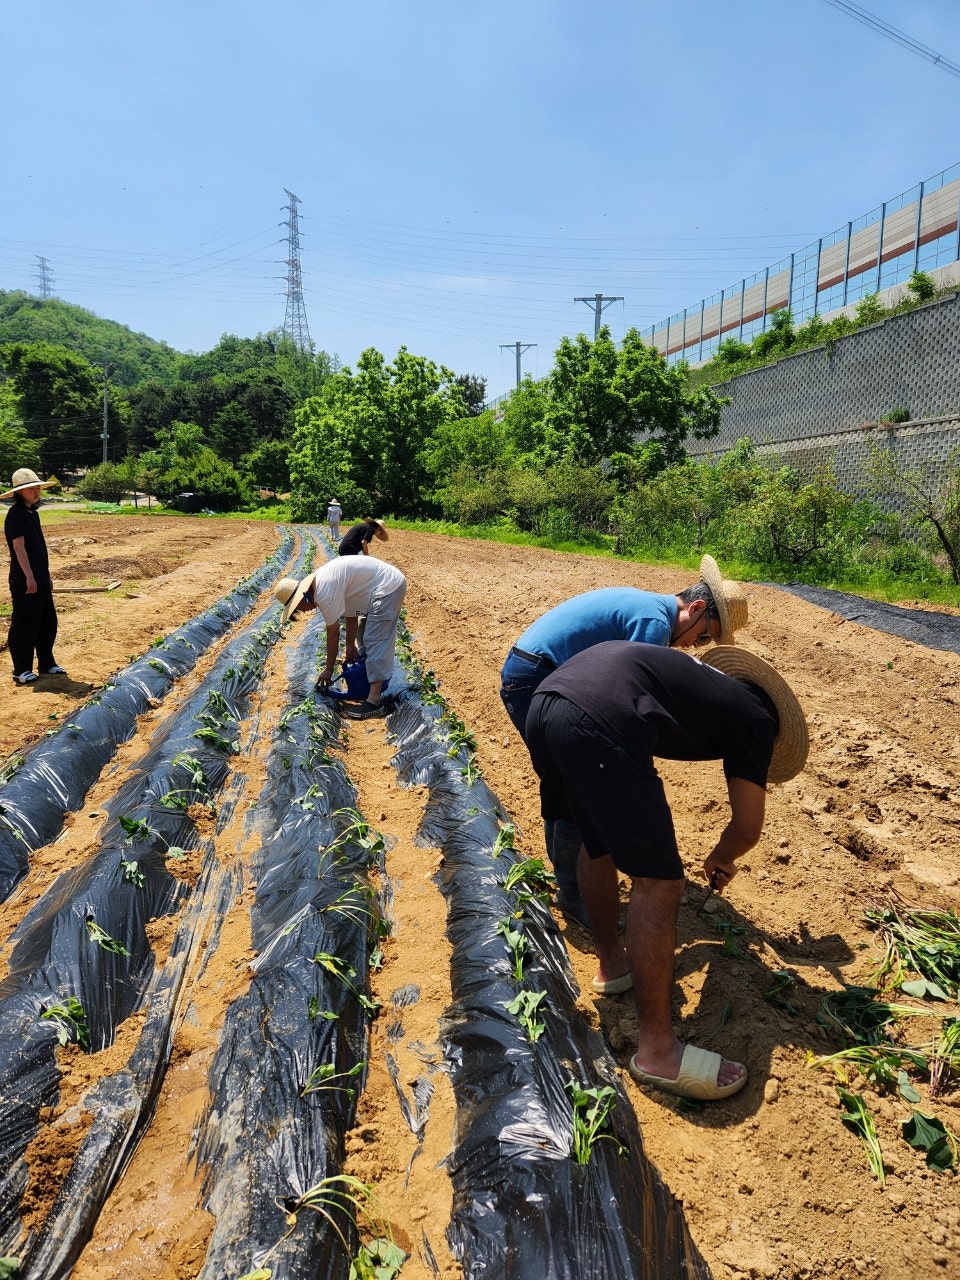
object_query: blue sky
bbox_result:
[4,0,960,400]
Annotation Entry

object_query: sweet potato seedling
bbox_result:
[496,918,531,982]
[566,1080,627,1165]
[301,1060,365,1099]
[504,989,547,1043]
[836,1086,885,1183]
[85,917,131,956]
[40,996,89,1048]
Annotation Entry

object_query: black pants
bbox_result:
[8,582,58,676]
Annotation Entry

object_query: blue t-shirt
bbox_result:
[516,588,677,667]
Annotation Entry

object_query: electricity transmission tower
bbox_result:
[500,341,536,387]
[574,292,623,338]
[35,256,55,299]
[281,189,312,352]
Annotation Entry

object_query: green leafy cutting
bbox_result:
[837,1087,885,1183]
[40,997,89,1049]
[567,1079,626,1165]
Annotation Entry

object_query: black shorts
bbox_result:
[526,693,683,880]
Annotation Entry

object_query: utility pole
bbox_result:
[500,341,536,387]
[101,357,110,464]
[281,189,313,353]
[35,256,55,299]
[574,292,624,338]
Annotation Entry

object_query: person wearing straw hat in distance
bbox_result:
[337,518,388,557]
[2,468,66,685]
[524,640,807,1102]
[499,554,747,929]
[325,499,342,541]
[273,554,407,720]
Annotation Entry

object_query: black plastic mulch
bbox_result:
[194,612,384,1280]
[0,528,295,903]
[385,658,710,1280]
[0,558,305,1275]
[766,582,960,655]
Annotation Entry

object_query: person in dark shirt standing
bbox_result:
[338,518,388,556]
[3,468,65,684]
[525,641,807,1102]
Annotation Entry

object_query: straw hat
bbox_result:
[371,519,388,540]
[1,468,55,501]
[699,554,747,644]
[274,573,313,625]
[702,646,809,782]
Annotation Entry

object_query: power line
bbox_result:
[821,0,960,78]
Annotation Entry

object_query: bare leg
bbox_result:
[578,849,629,984]
[367,678,383,706]
[629,876,743,1087]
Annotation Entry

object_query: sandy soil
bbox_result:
[1,515,958,1280]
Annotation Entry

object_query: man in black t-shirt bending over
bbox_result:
[526,641,807,1103]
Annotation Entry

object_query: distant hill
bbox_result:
[0,290,182,387]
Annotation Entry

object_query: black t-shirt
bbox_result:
[535,641,776,788]
[4,501,49,587]
[337,521,377,556]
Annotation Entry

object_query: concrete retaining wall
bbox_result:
[689,292,960,502]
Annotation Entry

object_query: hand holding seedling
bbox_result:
[703,858,735,894]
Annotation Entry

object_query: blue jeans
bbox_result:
[500,647,583,901]
[499,647,555,741]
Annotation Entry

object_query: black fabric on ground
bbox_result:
[767,583,960,655]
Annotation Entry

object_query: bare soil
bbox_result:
[2,515,958,1280]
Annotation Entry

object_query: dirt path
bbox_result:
[1,517,958,1280]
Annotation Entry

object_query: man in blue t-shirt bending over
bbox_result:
[500,556,747,927]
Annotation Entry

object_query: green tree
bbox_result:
[541,326,723,470]
[0,380,42,478]
[866,440,960,583]
[0,341,127,471]
[76,461,128,503]
[289,346,466,520]
[454,372,488,417]
[728,465,875,573]
[243,439,291,494]
[906,271,936,303]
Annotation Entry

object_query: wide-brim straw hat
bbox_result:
[1,468,55,501]
[274,573,313,625]
[372,519,388,540]
[699,554,747,644]
[702,645,809,783]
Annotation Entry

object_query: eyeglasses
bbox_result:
[694,613,717,646]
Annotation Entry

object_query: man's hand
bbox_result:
[25,575,37,594]
[703,854,736,893]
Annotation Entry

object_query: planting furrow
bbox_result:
[384,633,711,1279]
[0,527,295,904]
[0,535,316,1274]
[194,605,385,1280]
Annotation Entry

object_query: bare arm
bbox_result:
[343,616,360,661]
[11,536,37,593]
[702,776,767,893]
[319,622,341,683]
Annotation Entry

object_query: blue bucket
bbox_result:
[323,657,391,701]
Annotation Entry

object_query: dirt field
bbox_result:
[1,515,958,1280]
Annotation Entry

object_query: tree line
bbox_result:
[1,292,956,589]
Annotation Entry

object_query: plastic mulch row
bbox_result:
[194,606,385,1280]
[0,535,314,1275]
[0,527,295,904]
[383,634,710,1280]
